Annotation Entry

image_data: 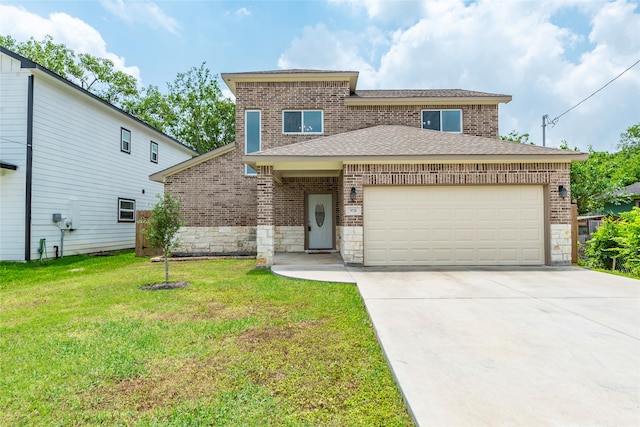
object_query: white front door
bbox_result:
[308,194,333,249]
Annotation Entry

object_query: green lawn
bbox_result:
[0,252,413,426]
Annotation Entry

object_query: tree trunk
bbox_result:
[164,250,169,285]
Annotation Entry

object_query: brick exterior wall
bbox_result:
[274,177,341,227]
[165,74,576,264]
[166,79,502,231]
[339,162,573,265]
[165,149,257,227]
[342,162,571,227]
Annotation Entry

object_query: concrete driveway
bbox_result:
[348,267,640,426]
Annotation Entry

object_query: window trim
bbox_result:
[117,198,136,223]
[150,141,158,163]
[121,127,131,154]
[421,109,462,133]
[245,109,261,176]
[282,110,324,135]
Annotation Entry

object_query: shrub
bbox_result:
[585,208,640,275]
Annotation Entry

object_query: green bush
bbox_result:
[585,208,640,275]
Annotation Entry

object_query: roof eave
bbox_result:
[344,95,513,106]
[221,71,359,95]
[244,152,588,170]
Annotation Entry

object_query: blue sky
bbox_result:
[1,0,639,152]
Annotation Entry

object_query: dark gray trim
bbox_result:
[25,75,34,261]
[120,127,131,154]
[150,141,158,163]
[0,162,17,170]
[0,46,198,156]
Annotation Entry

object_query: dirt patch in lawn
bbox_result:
[140,282,190,291]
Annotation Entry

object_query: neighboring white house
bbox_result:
[0,47,197,261]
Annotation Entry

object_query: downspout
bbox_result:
[25,75,34,261]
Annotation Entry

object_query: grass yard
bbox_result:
[0,251,413,426]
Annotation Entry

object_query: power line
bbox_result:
[542,57,640,146]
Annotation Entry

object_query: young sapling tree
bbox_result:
[143,193,185,284]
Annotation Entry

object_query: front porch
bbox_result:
[254,164,363,267]
[271,251,356,284]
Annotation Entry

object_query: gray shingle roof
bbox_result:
[248,125,585,158]
[614,182,640,196]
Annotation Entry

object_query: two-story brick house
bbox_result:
[151,70,586,267]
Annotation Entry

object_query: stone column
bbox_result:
[549,167,573,265]
[256,165,275,266]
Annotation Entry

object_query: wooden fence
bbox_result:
[135,210,162,257]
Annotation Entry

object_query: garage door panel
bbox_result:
[432,208,450,221]
[522,228,542,241]
[499,229,518,241]
[455,228,474,241]
[364,185,544,266]
[432,229,452,242]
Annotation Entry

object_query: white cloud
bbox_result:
[0,4,141,82]
[236,7,251,18]
[101,0,180,36]
[278,24,378,86]
[280,0,640,151]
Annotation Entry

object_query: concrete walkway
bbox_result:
[272,256,640,427]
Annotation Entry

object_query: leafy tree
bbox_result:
[121,84,175,133]
[567,147,619,214]
[164,62,235,153]
[618,123,640,153]
[143,193,185,285]
[2,35,236,152]
[76,53,137,105]
[0,35,137,106]
[561,123,640,215]
[500,131,533,144]
[613,124,640,186]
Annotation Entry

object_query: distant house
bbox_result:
[151,70,587,267]
[604,182,640,216]
[0,47,197,261]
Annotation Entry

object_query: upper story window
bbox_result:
[422,110,462,133]
[118,198,135,222]
[283,110,323,134]
[121,128,131,153]
[150,141,158,163]
[245,110,261,175]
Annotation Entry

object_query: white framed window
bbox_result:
[121,127,131,153]
[283,110,323,134]
[245,110,261,175]
[118,198,135,222]
[422,110,462,133]
[150,141,158,163]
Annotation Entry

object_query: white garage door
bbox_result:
[364,185,545,266]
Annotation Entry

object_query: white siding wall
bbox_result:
[0,55,28,261]
[1,51,195,260]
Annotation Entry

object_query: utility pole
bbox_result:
[542,114,548,147]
